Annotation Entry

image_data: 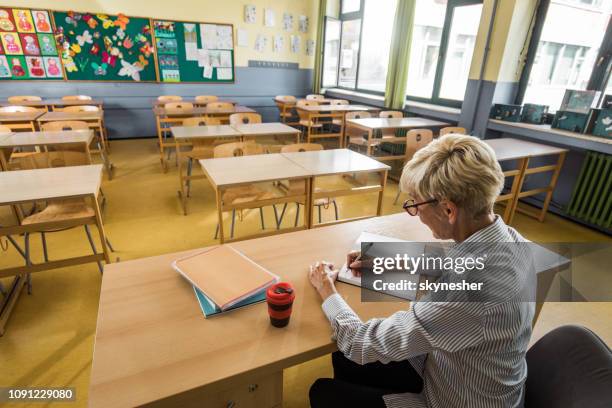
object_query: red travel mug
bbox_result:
[266,282,295,328]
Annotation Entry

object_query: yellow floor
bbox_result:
[0,138,610,408]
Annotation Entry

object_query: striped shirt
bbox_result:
[322,215,535,408]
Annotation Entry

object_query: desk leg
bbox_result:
[366,129,373,157]
[306,177,314,228]
[377,170,387,216]
[216,188,225,243]
[0,276,25,337]
[340,114,345,148]
[177,139,188,215]
[508,157,529,225]
[538,152,566,222]
[156,116,167,172]
[92,196,111,264]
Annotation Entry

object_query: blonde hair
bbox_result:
[400,134,504,217]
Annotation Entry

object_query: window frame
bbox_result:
[405,0,484,108]
[515,0,612,105]
[321,16,341,88]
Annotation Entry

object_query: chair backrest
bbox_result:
[275,95,297,103]
[0,125,11,134]
[62,95,92,101]
[379,111,403,119]
[330,99,349,105]
[0,105,39,113]
[405,129,433,162]
[207,102,234,111]
[164,102,194,110]
[182,117,221,127]
[41,120,89,131]
[306,94,324,100]
[345,111,372,120]
[439,126,466,136]
[62,105,100,113]
[158,95,182,102]
[296,99,319,121]
[525,325,612,407]
[229,113,262,126]
[280,143,323,153]
[194,95,219,104]
[214,141,264,158]
[8,95,42,103]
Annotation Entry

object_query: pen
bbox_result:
[350,242,374,270]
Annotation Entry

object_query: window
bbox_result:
[518,0,612,111]
[405,0,483,106]
[320,0,397,94]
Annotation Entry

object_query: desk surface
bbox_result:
[37,111,103,121]
[154,105,255,116]
[0,164,102,205]
[296,104,378,112]
[282,148,390,176]
[232,122,300,136]
[0,130,93,147]
[171,125,241,140]
[485,138,569,161]
[153,98,237,106]
[0,99,103,107]
[347,117,450,129]
[200,153,310,187]
[0,111,43,121]
[88,214,432,408]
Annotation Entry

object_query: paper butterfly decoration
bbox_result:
[116,28,125,40]
[70,43,81,54]
[83,14,98,29]
[91,62,107,75]
[118,59,143,81]
[102,51,117,67]
[122,36,133,49]
[90,43,100,55]
[77,30,93,46]
[135,33,147,43]
[63,56,77,72]
[135,54,148,68]
[139,43,152,58]
[114,14,129,31]
[65,11,81,27]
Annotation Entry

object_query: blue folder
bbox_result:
[193,286,267,317]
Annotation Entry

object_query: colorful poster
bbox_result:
[26,55,45,77]
[12,9,35,33]
[156,37,177,54]
[7,55,27,78]
[0,9,16,32]
[153,21,175,38]
[38,33,57,55]
[0,55,12,77]
[20,33,40,55]
[1,32,22,55]
[32,10,52,33]
[43,56,63,77]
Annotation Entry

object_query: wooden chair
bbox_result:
[296,100,322,143]
[0,106,42,132]
[379,111,404,138]
[212,142,274,239]
[330,100,350,127]
[394,129,434,204]
[194,95,218,105]
[40,120,89,131]
[276,143,338,227]
[274,95,298,125]
[163,102,194,110]
[229,113,262,126]
[157,95,182,103]
[0,106,39,113]
[345,111,375,150]
[7,96,42,103]
[439,126,466,137]
[61,95,92,101]
[207,102,235,124]
[306,94,325,101]
[157,103,197,170]
[58,105,109,155]
[0,125,12,170]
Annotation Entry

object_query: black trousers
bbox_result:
[309,351,424,408]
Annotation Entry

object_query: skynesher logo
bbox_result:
[372,254,487,275]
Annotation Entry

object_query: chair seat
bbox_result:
[299,120,323,128]
[186,146,214,160]
[348,137,381,147]
[22,200,94,225]
[223,185,275,205]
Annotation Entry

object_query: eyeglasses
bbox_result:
[402,199,438,216]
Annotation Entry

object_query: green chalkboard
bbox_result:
[152,19,234,83]
[53,11,157,82]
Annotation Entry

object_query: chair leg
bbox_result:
[230,209,236,239]
[40,232,48,263]
[7,235,27,261]
[214,222,220,240]
[318,204,322,223]
[24,232,32,294]
[84,225,103,274]
[186,158,193,197]
[276,203,288,230]
[294,203,300,227]
[333,200,339,220]
[105,236,115,252]
[259,207,265,230]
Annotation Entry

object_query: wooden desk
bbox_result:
[0,130,94,171]
[232,122,301,145]
[36,111,111,177]
[0,111,43,132]
[0,164,109,336]
[153,98,237,107]
[485,138,568,224]
[0,99,103,110]
[200,154,312,243]
[153,106,256,171]
[282,149,390,227]
[295,105,379,147]
[172,125,243,214]
[88,213,569,407]
[346,117,450,160]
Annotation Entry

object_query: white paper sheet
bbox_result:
[184,42,198,61]
[299,15,309,33]
[264,8,275,27]
[202,65,213,79]
[273,35,284,53]
[216,25,233,50]
[219,50,232,67]
[244,5,256,24]
[290,35,300,53]
[200,24,218,49]
[237,28,248,47]
[283,12,293,31]
[216,67,233,80]
[306,39,315,56]
[197,49,210,67]
[254,34,267,52]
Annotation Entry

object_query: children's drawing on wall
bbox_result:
[290,35,300,53]
[33,10,52,33]
[299,15,309,33]
[0,55,12,77]
[283,13,293,31]
[244,5,256,24]
[43,56,62,77]
[254,34,267,52]
[264,9,275,27]
[0,9,16,32]
[20,33,40,55]
[306,39,315,56]
[273,35,284,53]
[13,9,34,33]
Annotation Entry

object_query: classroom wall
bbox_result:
[0,0,320,138]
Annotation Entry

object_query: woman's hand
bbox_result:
[308,261,339,301]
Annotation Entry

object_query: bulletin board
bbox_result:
[53,11,157,82]
[152,19,234,83]
[0,7,64,80]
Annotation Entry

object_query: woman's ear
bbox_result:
[439,200,458,224]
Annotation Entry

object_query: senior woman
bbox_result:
[308,134,535,408]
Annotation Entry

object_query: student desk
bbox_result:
[172,125,243,214]
[233,122,301,145]
[0,130,95,172]
[0,111,43,132]
[153,105,256,171]
[88,212,569,408]
[345,117,450,160]
[295,105,379,147]
[152,98,237,107]
[485,138,568,224]
[0,99,103,110]
[200,153,312,242]
[0,164,109,336]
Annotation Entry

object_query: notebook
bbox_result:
[172,245,279,311]
[193,286,267,317]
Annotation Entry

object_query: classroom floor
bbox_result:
[1,138,610,408]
